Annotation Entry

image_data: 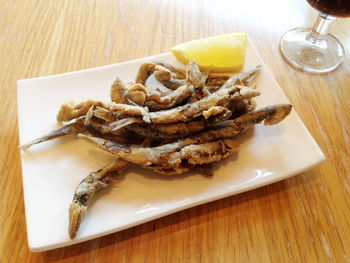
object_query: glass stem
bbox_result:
[307,13,335,44]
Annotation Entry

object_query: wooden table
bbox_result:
[1,0,349,262]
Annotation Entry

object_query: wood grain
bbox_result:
[1,0,350,262]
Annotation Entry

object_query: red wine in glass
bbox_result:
[280,0,347,73]
[307,0,350,18]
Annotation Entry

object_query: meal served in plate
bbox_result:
[20,60,292,238]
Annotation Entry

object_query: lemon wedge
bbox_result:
[170,33,247,73]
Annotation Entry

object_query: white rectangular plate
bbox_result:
[17,40,325,252]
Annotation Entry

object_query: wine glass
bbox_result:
[280,0,350,73]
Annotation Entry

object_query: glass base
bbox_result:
[280,28,344,73]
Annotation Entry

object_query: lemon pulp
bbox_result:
[170,33,247,73]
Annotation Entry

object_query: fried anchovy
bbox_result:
[19,117,86,149]
[68,159,129,239]
[143,139,239,175]
[147,85,260,124]
[111,78,148,106]
[108,103,150,122]
[124,83,148,106]
[145,60,210,109]
[79,133,238,170]
[79,104,291,165]
[21,103,290,151]
[112,71,191,110]
[135,61,185,86]
[57,100,109,122]
[222,65,262,89]
[126,107,232,140]
[19,113,134,150]
[110,78,126,104]
[86,117,121,135]
[78,104,290,166]
[60,84,260,126]
[57,99,151,123]
[153,60,186,79]
[92,85,260,125]
[234,103,292,126]
[92,102,290,143]
[144,84,194,111]
[242,66,262,88]
[186,60,210,102]
[204,66,262,92]
[56,66,261,123]
[93,106,120,122]
[153,65,186,90]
